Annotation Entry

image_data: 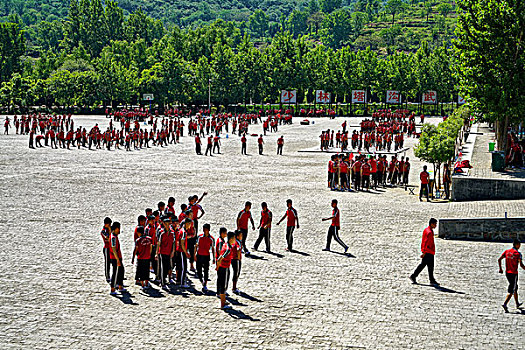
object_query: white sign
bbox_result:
[386,90,400,104]
[143,94,154,101]
[351,90,366,104]
[281,90,297,104]
[316,90,331,104]
[422,90,437,104]
[458,96,466,105]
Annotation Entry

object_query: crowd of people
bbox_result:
[327,153,411,191]
[102,193,339,309]
[318,110,420,153]
[2,108,293,154]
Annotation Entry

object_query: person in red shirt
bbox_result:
[258,134,264,155]
[419,165,431,202]
[101,217,112,283]
[352,157,362,191]
[231,231,243,294]
[339,157,349,191]
[322,199,349,253]
[109,222,126,295]
[195,135,202,155]
[276,199,299,252]
[216,231,237,309]
[157,216,175,289]
[241,134,247,155]
[410,218,439,286]
[237,201,255,255]
[205,135,213,156]
[194,223,215,292]
[498,239,525,312]
[361,158,372,191]
[175,219,191,287]
[254,202,273,252]
[132,226,152,290]
[277,136,284,155]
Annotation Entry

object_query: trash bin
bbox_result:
[488,142,495,152]
[491,151,505,171]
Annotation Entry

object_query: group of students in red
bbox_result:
[100,193,311,309]
[327,153,411,191]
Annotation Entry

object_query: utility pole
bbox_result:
[208,78,211,116]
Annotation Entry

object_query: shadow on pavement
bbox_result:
[245,253,267,260]
[328,250,356,258]
[114,290,139,305]
[237,291,263,302]
[419,283,465,294]
[225,296,247,307]
[290,249,310,256]
[223,308,260,321]
[262,250,285,258]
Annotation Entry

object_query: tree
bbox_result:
[384,0,405,25]
[437,2,453,17]
[287,10,308,38]
[0,22,25,83]
[321,8,353,49]
[454,0,525,150]
[319,0,342,13]
[248,9,269,39]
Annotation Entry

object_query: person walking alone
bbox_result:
[409,218,439,286]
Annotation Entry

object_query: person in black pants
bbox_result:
[253,202,272,252]
[194,224,215,292]
[410,218,439,286]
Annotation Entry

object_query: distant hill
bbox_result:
[0,0,457,53]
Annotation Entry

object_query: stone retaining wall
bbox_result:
[452,176,525,201]
[439,217,525,241]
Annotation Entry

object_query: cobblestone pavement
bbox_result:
[1,116,525,349]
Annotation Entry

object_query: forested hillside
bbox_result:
[0,0,457,52]
[0,0,460,112]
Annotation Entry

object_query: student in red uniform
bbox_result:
[237,201,255,255]
[101,217,112,283]
[241,134,247,155]
[132,226,153,290]
[322,199,349,253]
[498,239,525,312]
[175,219,191,288]
[145,215,158,277]
[216,231,237,309]
[419,165,431,202]
[253,202,272,252]
[194,223,215,292]
[157,216,175,288]
[231,231,243,294]
[276,199,299,251]
[409,218,439,286]
[109,222,126,295]
[277,136,284,155]
[215,227,228,263]
[361,159,371,191]
[258,134,264,155]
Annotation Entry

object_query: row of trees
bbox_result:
[0,17,456,112]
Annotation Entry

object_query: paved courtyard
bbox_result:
[1,115,525,349]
